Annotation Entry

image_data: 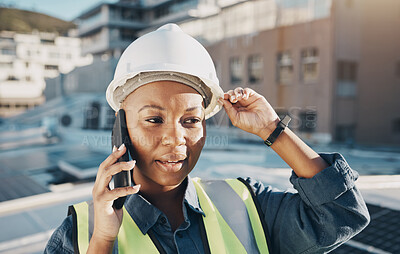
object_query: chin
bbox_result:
[153,172,189,187]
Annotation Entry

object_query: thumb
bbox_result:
[218,98,237,120]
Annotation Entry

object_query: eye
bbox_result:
[183,118,201,124]
[146,117,163,124]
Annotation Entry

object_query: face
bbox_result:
[122,81,206,188]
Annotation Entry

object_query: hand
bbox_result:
[91,144,140,243]
[218,87,280,139]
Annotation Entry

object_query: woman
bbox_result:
[45,24,369,254]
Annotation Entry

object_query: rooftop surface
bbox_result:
[0,167,399,253]
[0,127,399,253]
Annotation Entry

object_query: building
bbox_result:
[60,0,400,145]
[0,30,92,117]
[175,0,400,146]
[74,0,209,58]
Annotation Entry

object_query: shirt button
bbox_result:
[176,232,183,238]
[160,217,167,224]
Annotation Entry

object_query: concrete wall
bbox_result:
[207,18,333,138]
[333,0,400,145]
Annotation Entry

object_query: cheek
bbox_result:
[187,127,206,155]
[129,128,160,155]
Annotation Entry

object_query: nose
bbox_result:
[161,122,186,146]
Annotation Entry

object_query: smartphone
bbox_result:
[111,109,132,209]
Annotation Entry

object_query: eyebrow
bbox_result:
[185,106,203,112]
[138,105,204,113]
[138,105,166,113]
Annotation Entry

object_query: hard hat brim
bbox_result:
[106,70,224,120]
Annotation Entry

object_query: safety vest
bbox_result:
[69,177,271,254]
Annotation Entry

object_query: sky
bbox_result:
[0,0,118,21]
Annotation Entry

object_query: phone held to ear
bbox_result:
[111,109,132,209]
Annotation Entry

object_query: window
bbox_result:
[337,61,357,97]
[40,39,54,44]
[155,6,169,18]
[120,28,137,41]
[84,101,101,130]
[1,48,16,56]
[277,51,293,84]
[335,125,355,142]
[45,65,58,71]
[393,118,400,134]
[229,57,243,84]
[301,48,319,83]
[121,8,141,20]
[0,62,12,68]
[7,75,18,81]
[104,107,115,130]
[248,55,263,84]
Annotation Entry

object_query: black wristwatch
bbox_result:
[264,115,291,147]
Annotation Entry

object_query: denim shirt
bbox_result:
[44,153,370,254]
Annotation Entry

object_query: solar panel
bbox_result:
[0,174,49,202]
[332,204,400,253]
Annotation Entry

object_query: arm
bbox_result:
[88,144,140,254]
[246,153,370,253]
[219,87,327,178]
[44,216,74,254]
[263,128,328,178]
[219,87,370,253]
[45,146,140,254]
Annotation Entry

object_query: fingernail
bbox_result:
[128,160,136,167]
[112,145,117,152]
[118,143,125,151]
[133,184,141,189]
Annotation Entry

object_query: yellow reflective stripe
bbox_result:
[226,179,269,254]
[74,202,90,254]
[192,178,247,254]
[118,206,159,254]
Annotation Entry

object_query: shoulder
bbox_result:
[239,176,285,197]
[44,215,74,254]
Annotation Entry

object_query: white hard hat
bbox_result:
[106,23,224,119]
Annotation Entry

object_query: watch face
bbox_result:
[281,115,291,127]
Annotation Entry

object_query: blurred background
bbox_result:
[0,0,399,253]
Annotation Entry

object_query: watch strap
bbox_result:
[264,116,291,147]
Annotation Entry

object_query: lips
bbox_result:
[155,160,185,172]
[155,154,187,173]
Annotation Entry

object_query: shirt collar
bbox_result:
[124,175,205,235]
[184,175,205,216]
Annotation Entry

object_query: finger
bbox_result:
[225,89,239,103]
[104,184,141,202]
[243,88,251,100]
[97,160,135,190]
[218,98,237,124]
[234,87,244,99]
[103,160,136,177]
[233,87,249,104]
[99,144,127,173]
[104,160,135,178]
[224,90,234,100]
